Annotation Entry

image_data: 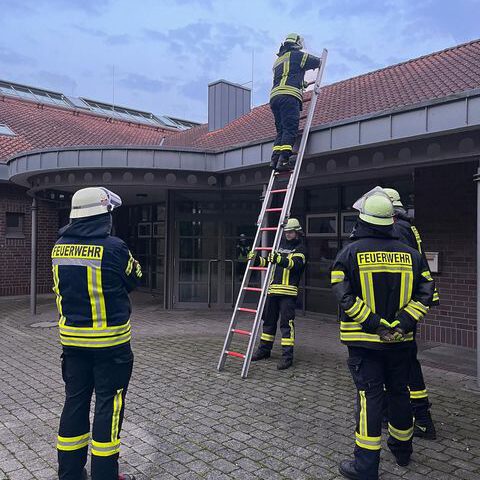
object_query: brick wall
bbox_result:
[0,184,58,296]
[415,161,477,349]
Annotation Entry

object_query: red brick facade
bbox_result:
[415,161,477,349]
[0,184,58,296]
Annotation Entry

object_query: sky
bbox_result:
[0,0,479,123]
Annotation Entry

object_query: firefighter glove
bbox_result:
[247,250,256,261]
[268,251,283,264]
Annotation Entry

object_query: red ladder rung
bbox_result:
[275,171,292,176]
[226,351,245,359]
[255,247,272,251]
[250,266,267,271]
[232,329,252,336]
[260,227,277,231]
[271,189,288,194]
[238,307,257,314]
[244,287,262,292]
[266,208,283,212]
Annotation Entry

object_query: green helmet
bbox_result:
[383,188,403,207]
[284,218,302,232]
[284,33,304,49]
[353,187,394,226]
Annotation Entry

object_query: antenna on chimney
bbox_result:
[251,49,255,108]
[112,65,116,115]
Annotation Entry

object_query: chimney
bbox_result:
[208,79,251,132]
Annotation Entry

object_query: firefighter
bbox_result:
[248,218,307,370]
[270,33,321,172]
[383,187,439,439]
[52,187,141,480]
[331,187,434,479]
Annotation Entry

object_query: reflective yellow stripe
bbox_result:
[96,267,107,328]
[270,86,303,101]
[52,265,64,320]
[404,305,422,321]
[268,285,298,295]
[388,423,413,441]
[111,389,123,443]
[359,390,367,437]
[291,253,305,262]
[331,270,345,284]
[422,270,433,281]
[57,433,90,451]
[261,333,275,342]
[300,52,308,68]
[345,298,363,317]
[60,320,131,337]
[60,331,131,348]
[410,226,422,253]
[126,253,134,275]
[410,389,428,399]
[280,52,291,87]
[87,267,98,326]
[354,304,371,323]
[410,300,429,314]
[91,439,121,457]
[341,331,414,343]
[340,322,362,331]
[259,257,267,267]
[355,432,381,451]
[281,319,295,346]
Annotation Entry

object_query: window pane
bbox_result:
[307,187,338,211]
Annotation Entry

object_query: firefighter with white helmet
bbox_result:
[331,187,434,479]
[53,187,141,480]
[248,218,307,370]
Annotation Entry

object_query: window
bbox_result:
[5,213,25,238]
[0,123,15,136]
[306,213,338,237]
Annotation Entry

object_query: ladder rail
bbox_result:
[218,49,329,378]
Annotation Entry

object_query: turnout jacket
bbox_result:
[254,237,307,296]
[331,221,434,349]
[51,214,142,349]
[393,209,440,306]
[270,45,321,102]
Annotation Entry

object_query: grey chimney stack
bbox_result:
[208,80,251,132]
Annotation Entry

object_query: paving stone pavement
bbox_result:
[1,293,480,480]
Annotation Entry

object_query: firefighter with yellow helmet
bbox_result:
[331,187,434,479]
[52,187,141,480]
[248,218,307,370]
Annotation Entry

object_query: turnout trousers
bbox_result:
[347,345,414,479]
[57,343,134,480]
[270,95,301,162]
[258,295,296,360]
[409,342,430,422]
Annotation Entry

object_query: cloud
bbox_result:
[119,73,169,94]
[0,48,36,66]
[33,71,78,95]
[73,25,132,46]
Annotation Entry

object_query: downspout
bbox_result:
[474,166,480,388]
[30,197,38,315]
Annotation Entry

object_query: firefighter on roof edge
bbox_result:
[248,218,307,370]
[52,187,141,480]
[331,187,434,480]
[383,187,439,440]
[270,33,321,172]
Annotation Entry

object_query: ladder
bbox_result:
[217,49,328,378]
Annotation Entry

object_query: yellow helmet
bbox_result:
[284,33,304,49]
[353,187,394,226]
[383,188,403,207]
[284,218,302,232]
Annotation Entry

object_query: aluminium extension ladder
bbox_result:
[217,49,328,378]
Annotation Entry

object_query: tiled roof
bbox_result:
[0,96,172,163]
[165,38,480,151]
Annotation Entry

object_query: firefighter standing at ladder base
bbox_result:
[384,187,439,440]
[52,187,141,480]
[247,218,306,370]
[331,187,434,480]
[270,33,321,172]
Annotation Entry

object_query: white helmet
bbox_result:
[383,188,403,207]
[353,186,394,226]
[70,187,122,219]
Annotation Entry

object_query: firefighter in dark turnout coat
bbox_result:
[384,188,439,439]
[331,187,434,480]
[53,187,141,480]
[248,218,307,370]
[270,33,321,171]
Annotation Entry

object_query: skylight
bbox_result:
[0,80,72,108]
[0,123,15,136]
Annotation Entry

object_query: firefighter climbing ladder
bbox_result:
[217,49,328,378]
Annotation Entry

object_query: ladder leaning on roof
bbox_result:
[217,48,329,379]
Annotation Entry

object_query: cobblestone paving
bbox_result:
[1,294,480,479]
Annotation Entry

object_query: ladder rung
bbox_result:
[250,266,267,271]
[255,247,272,251]
[226,351,246,359]
[244,287,262,292]
[238,307,257,314]
[260,227,277,231]
[266,208,282,212]
[232,329,252,336]
[275,171,292,176]
[271,189,288,194]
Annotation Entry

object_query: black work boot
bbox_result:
[270,154,280,169]
[394,452,411,467]
[277,357,293,370]
[414,411,436,440]
[251,349,271,361]
[119,474,136,480]
[339,460,375,480]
